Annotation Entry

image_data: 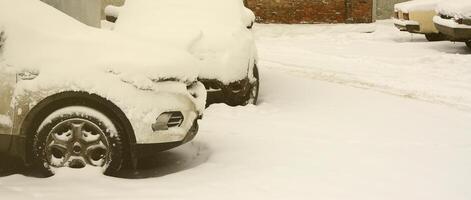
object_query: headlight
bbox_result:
[403,13,409,20]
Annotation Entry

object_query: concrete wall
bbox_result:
[376,0,409,19]
[41,0,102,27]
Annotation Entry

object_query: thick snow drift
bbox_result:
[113,0,257,83]
[436,0,471,19]
[0,0,200,85]
[394,0,441,13]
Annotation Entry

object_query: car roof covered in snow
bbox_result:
[113,0,257,83]
[0,0,199,85]
[394,0,442,13]
[436,0,471,19]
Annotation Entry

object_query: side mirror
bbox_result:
[104,5,121,23]
[243,7,256,29]
[0,30,5,54]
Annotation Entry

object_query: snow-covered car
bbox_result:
[433,0,471,49]
[393,0,445,41]
[0,0,206,176]
[105,0,260,106]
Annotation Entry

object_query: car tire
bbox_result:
[33,106,124,177]
[245,65,260,105]
[425,33,445,42]
[466,41,471,50]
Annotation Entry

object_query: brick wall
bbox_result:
[246,0,374,24]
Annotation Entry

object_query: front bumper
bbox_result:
[393,18,421,33]
[200,78,251,107]
[131,120,199,158]
[433,16,471,42]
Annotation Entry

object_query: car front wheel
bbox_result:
[245,65,260,105]
[466,41,471,50]
[33,106,124,176]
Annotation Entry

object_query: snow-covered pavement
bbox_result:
[256,20,471,111]
[1,20,471,200]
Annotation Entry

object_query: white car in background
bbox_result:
[433,0,471,49]
[0,0,206,176]
[105,0,260,107]
[393,0,445,41]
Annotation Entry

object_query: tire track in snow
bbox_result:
[260,59,471,112]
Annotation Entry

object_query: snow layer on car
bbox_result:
[433,16,471,29]
[0,0,207,134]
[113,0,257,84]
[0,0,200,85]
[436,0,471,19]
[394,0,441,13]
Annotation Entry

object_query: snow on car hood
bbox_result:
[113,0,257,83]
[436,0,471,19]
[394,0,442,13]
[0,0,200,89]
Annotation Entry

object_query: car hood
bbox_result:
[394,0,441,13]
[0,0,200,87]
[436,0,471,19]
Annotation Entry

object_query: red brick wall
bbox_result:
[245,0,373,24]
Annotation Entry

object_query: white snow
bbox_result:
[2,17,471,200]
[433,15,471,29]
[255,21,471,112]
[0,114,12,127]
[104,5,121,18]
[394,0,441,13]
[37,106,118,137]
[113,0,257,84]
[436,0,471,19]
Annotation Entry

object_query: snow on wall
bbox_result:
[0,114,12,128]
[436,0,471,19]
[394,0,441,13]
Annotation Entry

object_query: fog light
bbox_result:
[152,112,184,131]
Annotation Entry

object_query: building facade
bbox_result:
[246,0,375,24]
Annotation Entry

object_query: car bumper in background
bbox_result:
[433,16,471,42]
[393,18,421,33]
[201,78,251,107]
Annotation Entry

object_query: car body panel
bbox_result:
[433,1,471,43]
[393,0,440,34]
[108,0,259,105]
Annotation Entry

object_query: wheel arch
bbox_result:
[18,91,136,165]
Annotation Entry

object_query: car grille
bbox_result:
[167,112,184,128]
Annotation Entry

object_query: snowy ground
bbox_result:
[1,20,471,200]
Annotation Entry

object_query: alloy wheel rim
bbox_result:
[45,118,110,169]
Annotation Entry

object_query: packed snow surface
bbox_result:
[256,21,471,111]
[436,0,471,19]
[114,0,257,83]
[2,21,471,200]
[394,0,441,13]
